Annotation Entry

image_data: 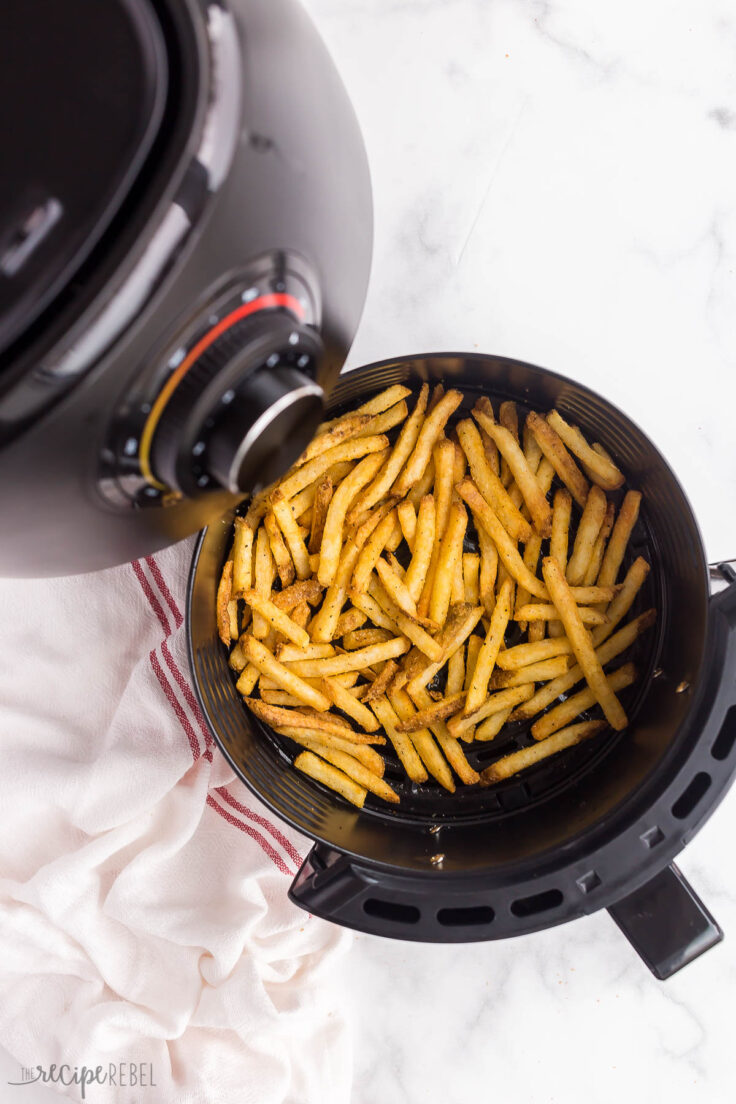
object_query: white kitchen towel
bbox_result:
[0,539,352,1104]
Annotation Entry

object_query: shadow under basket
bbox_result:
[188,352,736,978]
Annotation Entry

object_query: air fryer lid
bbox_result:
[0,0,167,357]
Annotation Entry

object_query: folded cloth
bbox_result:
[0,539,352,1104]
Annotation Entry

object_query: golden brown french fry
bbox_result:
[565,485,607,585]
[231,517,254,596]
[370,696,428,783]
[562,585,618,604]
[375,556,418,617]
[453,440,467,485]
[244,697,380,742]
[321,676,381,732]
[550,488,571,571]
[526,411,589,508]
[512,608,656,721]
[282,636,410,677]
[275,642,336,661]
[464,578,513,716]
[591,556,651,646]
[347,385,429,521]
[522,418,544,476]
[446,644,465,696]
[496,637,574,669]
[514,533,542,629]
[475,706,512,741]
[272,578,323,611]
[473,409,553,537]
[227,598,240,641]
[452,552,466,605]
[482,721,606,782]
[531,662,636,741]
[397,500,417,551]
[352,509,398,592]
[464,635,483,691]
[463,553,480,606]
[405,454,436,508]
[305,744,398,802]
[241,588,310,647]
[270,488,313,580]
[348,587,398,632]
[406,604,483,696]
[235,661,259,696]
[404,494,435,603]
[318,451,387,586]
[428,500,468,626]
[415,439,456,616]
[367,577,443,660]
[335,607,367,637]
[448,683,534,738]
[252,526,275,638]
[294,750,367,807]
[260,671,358,691]
[264,512,295,587]
[392,389,464,495]
[541,557,627,730]
[298,413,373,464]
[489,655,572,689]
[389,689,455,791]
[546,411,625,490]
[216,559,233,645]
[276,728,385,774]
[308,474,334,555]
[319,385,411,433]
[395,691,466,732]
[362,660,399,704]
[528,622,546,643]
[455,479,547,599]
[583,501,615,586]
[596,490,642,589]
[242,636,331,710]
[515,603,608,626]
[407,684,479,784]
[285,461,351,523]
[456,419,532,543]
[277,435,389,501]
[477,525,498,617]
[353,400,408,439]
[342,627,393,650]
[260,690,311,706]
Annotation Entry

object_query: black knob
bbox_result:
[149,311,324,494]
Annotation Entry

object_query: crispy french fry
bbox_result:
[406,604,483,696]
[308,474,334,555]
[463,553,480,606]
[306,743,398,802]
[393,389,464,495]
[541,557,627,730]
[320,385,411,433]
[475,706,512,741]
[231,518,254,596]
[243,636,331,710]
[321,676,381,732]
[415,439,456,616]
[566,485,607,586]
[278,435,389,501]
[489,655,571,689]
[252,527,275,639]
[446,644,465,696]
[456,419,532,543]
[583,501,616,586]
[370,696,428,782]
[347,385,429,521]
[245,697,379,742]
[464,578,513,716]
[428,500,467,626]
[298,413,372,465]
[596,490,642,589]
[216,559,233,645]
[515,603,608,626]
[375,556,418,617]
[241,588,310,647]
[282,636,410,678]
[362,660,399,703]
[473,409,553,537]
[275,642,336,661]
[318,451,387,587]
[342,627,393,650]
[259,671,359,691]
[407,684,479,784]
[512,608,656,721]
[264,512,295,587]
[270,488,312,580]
[455,479,548,599]
[227,598,239,641]
[477,525,498,617]
[549,488,571,638]
[527,411,589,508]
[453,440,467,485]
[404,494,435,603]
[260,690,310,706]
[499,401,520,485]
[272,578,323,611]
[335,607,367,636]
[514,534,542,630]
[367,577,443,660]
[397,500,417,551]
[523,418,544,476]
[395,691,466,732]
[348,587,398,632]
[483,721,607,782]
[496,637,574,670]
[531,662,636,741]
[294,750,367,807]
[591,556,651,646]
[389,689,455,790]
[352,510,398,592]
[547,411,624,490]
[464,635,483,691]
[277,728,385,774]
[235,661,259,696]
[452,552,466,605]
[448,683,534,738]
[405,454,436,508]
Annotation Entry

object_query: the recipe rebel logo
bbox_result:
[8,1061,157,1098]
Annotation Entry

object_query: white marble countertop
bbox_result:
[303,0,736,1100]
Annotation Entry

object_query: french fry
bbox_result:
[348,587,398,633]
[541,557,628,730]
[464,635,483,691]
[428,382,445,412]
[477,525,498,617]
[526,411,589,508]
[392,389,464,495]
[216,559,233,645]
[406,604,483,696]
[464,578,513,715]
[244,697,379,742]
[362,660,399,703]
[227,598,239,641]
[405,454,436,508]
[395,691,466,732]
[318,451,387,586]
[259,671,359,691]
[531,662,636,741]
[308,474,334,555]
[351,400,408,439]
[260,690,311,707]
[482,721,607,782]
[375,556,418,617]
[463,553,480,606]
[335,607,367,636]
[352,509,398,592]
[407,684,479,784]
[596,490,642,589]
[565,485,607,585]
[415,439,456,615]
[235,661,259,696]
[277,435,389,501]
[241,588,310,648]
[342,627,393,650]
[498,401,520,486]
[272,578,323,611]
[591,556,651,646]
[515,603,608,626]
[546,411,625,490]
[562,585,618,604]
[428,500,467,626]
[397,500,417,551]
[231,518,254,596]
[367,577,443,660]
[252,527,275,638]
[321,676,381,732]
[548,488,572,637]
[475,706,512,741]
[446,644,465,695]
[286,461,352,523]
[319,385,411,433]
[522,418,544,476]
[271,488,312,580]
[275,642,336,661]
[305,744,399,802]
[298,413,372,464]
[455,479,548,598]
[263,512,295,587]
[453,440,467,485]
[242,636,331,710]
[280,729,385,775]
[347,384,429,521]
[404,494,435,603]
[389,689,455,791]
[583,501,615,586]
[282,636,410,678]
[514,533,542,630]
[496,637,574,669]
[473,409,553,537]
[512,609,656,721]
[370,696,428,783]
[489,655,572,690]
[294,750,366,807]
[456,419,532,543]
[448,683,534,738]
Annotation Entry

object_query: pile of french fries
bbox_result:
[216,382,657,808]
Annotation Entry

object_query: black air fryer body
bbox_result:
[0,0,372,575]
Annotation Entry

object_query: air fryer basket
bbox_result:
[188,354,736,977]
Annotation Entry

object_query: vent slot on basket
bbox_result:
[712,706,736,762]
[510,888,564,917]
[671,772,712,820]
[363,898,420,924]
[436,905,495,927]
